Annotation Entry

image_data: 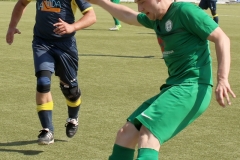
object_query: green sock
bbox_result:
[108,144,135,160]
[136,148,159,160]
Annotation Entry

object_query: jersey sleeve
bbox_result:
[137,13,154,29]
[72,0,93,14]
[179,4,218,41]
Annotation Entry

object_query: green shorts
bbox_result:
[127,84,212,144]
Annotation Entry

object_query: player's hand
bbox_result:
[6,28,21,45]
[215,79,236,107]
[53,18,75,35]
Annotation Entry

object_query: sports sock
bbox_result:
[68,105,80,119]
[38,110,53,132]
[37,101,54,132]
[136,148,159,160]
[213,14,219,24]
[108,144,135,160]
[66,97,81,118]
[114,18,121,26]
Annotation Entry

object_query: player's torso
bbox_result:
[154,3,212,85]
[33,0,84,40]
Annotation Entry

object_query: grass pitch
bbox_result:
[0,2,240,160]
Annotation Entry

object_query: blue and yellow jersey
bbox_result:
[29,0,93,40]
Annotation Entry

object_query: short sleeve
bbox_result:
[179,4,218,40]
[137,13,154,29]
[73,0,92,14]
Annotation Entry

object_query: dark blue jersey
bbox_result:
[33,0,93,40]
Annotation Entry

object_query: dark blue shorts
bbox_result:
[199,0,217,11]
[32,37,79,87]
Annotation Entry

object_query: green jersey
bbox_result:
[137,2,218,86]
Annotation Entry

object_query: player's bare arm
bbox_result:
[88,0,141,26]
[53,9,96,35]
[208,27,236,107]
[6,0,30,45]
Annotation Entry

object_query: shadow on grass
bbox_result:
[0,148,43,155]
[82,28,155,35]
[137,32,155,35]
[0,139,68,146]
[79,53,159,59]
[0,139,68,155]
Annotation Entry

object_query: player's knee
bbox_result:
[117,123,139,140]
[60,84,81,102]
[36,71,51,93]
[211,9,217,16]
[115,124,139,148]
[115,127,129,144]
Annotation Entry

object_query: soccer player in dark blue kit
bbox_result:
[6,0,96,145]
[199,0,219,23]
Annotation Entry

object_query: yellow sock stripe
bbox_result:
[213,14,218,17]
[66,97,81,107]
[37,101,53,112]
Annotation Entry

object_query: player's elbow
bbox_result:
[92,14,97,25]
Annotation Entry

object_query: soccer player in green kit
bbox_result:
[87,0,236,159]
[109,0,122,31]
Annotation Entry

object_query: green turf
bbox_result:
[0,2,240,160]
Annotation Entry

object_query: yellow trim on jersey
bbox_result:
[213,14,218,17]
[82,7,93,14]
[37,101,53,112]
[66,97,81,107]
[71,0,78,15]
[71,0,93,15]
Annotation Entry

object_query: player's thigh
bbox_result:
[127,93,161,130]
[136,84,212,144]
[32,38,55,74]
[54,39,79,87]
[209,1,217,12]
